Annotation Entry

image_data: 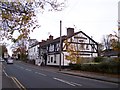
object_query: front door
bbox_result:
[43,53,47,66]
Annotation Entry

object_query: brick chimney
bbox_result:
[67,28,74,37]
[49,35,53,40]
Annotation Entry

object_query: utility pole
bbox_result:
[59,20,62,71]
[0,46,2,58]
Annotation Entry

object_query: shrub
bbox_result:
[94,56,104,62]
[80,62,120,74]
[81,63,100,72]
[69,63,81,70]
[72,64,81,70]
[69,59,120,74]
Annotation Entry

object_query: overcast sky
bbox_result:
[6,0,119,56]
[30,0,119,43]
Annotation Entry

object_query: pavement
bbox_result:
[0,62,19,89]
[2,72,18,89]
[59,69,120,84]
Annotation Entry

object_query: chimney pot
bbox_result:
[42,40,46,42]
[49,35,53,40]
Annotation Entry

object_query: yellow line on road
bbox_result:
[11,77,26,90]
[3,69,26,90]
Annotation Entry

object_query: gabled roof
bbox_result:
[28,38,39,48]
[102,49,119,57]
[28,42,40,49]
[28,39,37,41]
[66,31,98,45]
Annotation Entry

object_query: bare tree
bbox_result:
[102,35,111,50]
[102,33,120,57]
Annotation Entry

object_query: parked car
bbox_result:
[7,58,13,64]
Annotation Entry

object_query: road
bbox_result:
[2,61,119,89]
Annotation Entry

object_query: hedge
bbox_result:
[69,61,120,74]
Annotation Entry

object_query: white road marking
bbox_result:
[17,65,47,76]
[20,67,24,69]
[25,69,31,72]
[53,77,76,87]
[70,82,82,86]
[35,72,47,76]
[38,73,47,76]
[3,69,9,77]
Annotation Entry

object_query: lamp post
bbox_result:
[59,20,62,71]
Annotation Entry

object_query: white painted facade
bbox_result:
[46,31,98,66]
[46,43,71,66]
[29,30,98,66]
[63,33,98,57]
[47,53,70,66]
[28,44,40,65]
